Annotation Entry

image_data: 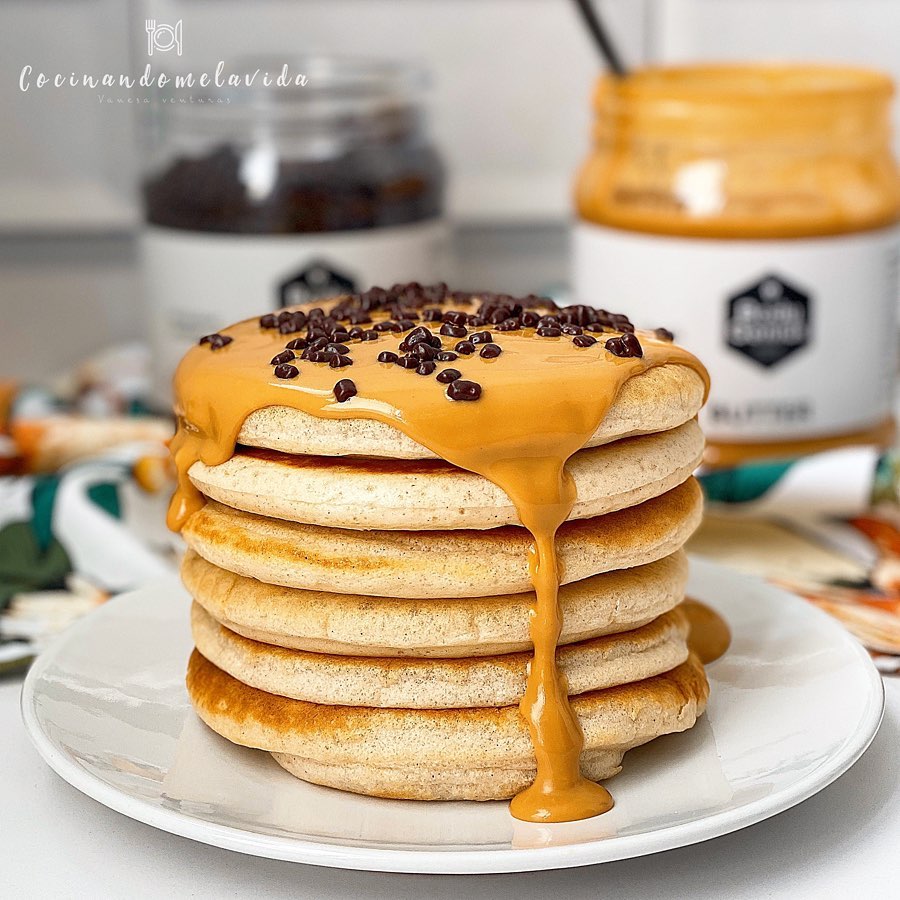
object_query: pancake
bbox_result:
[186,650,709,801]
[187,420,704,531]
[235,363,706,460]
[191,602,690,708]
[183,549,688,657]
[181,476,702,599]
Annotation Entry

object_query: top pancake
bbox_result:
[235,363,705,460]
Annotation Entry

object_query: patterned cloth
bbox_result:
[695,447,900,673]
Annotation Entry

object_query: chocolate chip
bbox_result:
[285,337,308,350]
[455,340,476,355]
[259,313,277,329]
[374,320,400,332]
[536,326,562,337]
[469,331,493,345]
[273,363,299,379]
[440,323,467,338]
[377,351,399,364]
[435,350,458,362]
[348,327,366,340]
[585,322,607,333]
[521,311,540,327]
[412,342,437,361]
[270,349,296,365]
[573,334,597,348]
[416,360,437,376]
[495,318,521,332]
[199,333,233,349]
[361,329,380,341]
[422,307,443,322]
[442,310,469,326]
[278,318,304,335]
[303,350,331,363]
[654,327,675,342]
[331,330,351,343]
[436,368,461,383]
[561,324,583,335]
[329,354,354,368]
[395,319,416,332]
[480,343,502,359]
[397,355,420,369]
[466,315,486,327]
[333,379,357,402]
[446,379,482,401]
[325,343,349,354]
[537,315,559,328]
[605,333,643,358]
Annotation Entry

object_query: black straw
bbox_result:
[572,0,627,76]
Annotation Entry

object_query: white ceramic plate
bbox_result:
[21,557,883,874]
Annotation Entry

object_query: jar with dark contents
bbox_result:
[141,57,447,403]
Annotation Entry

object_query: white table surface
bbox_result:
[2,674,898,899]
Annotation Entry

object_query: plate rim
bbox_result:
[20,558,886,875]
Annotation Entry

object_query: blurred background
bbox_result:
[6,0,900,381]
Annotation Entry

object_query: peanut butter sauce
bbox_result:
[169,295,709,822]
[682,598,731,664]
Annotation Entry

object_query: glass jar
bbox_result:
[141,56,447,404]
[573,64,900,469]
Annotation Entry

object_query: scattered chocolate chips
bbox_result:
[495,318,521,332]
[521,311,540,327]
[561,324,583,335]
[325,342,349,354]
[270,349,296,365]
[435,350,458,362]
[284,337,308,350]
[446,379,482,401]
[199,333,233,349]
[333,379,357,402]
[573,334,597,348]
[654,327,675,342]
[273,363,299,379]
[605,333,643,358]
[455,340,475,355]
[377,351,399,364]
[442,310,468,326]
[536,326,561,337]
[361,329,380,341]
[480,343,502,359]
[348,327,366,340]
[397,355,420,369]
[436,368,461,383]
[395,319,416,332]
[416,361,437,376]
[329,354,353,368]
[469,331,493,345]
[440,323,467,338]
[259,313,277,329]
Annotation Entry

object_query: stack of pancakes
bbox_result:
[182,357,709,802]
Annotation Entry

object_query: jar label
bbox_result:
[142,220,449,403]
[573,223,900,442]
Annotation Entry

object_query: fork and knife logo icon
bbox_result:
[145,18,183,57]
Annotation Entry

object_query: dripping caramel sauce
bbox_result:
[168,303,709,823]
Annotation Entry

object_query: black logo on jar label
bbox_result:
[726,274,811,368]
[279,260,357,307]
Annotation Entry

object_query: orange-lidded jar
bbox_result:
[573,64,900,468]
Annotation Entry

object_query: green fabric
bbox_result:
[0,521,72,610]
[700,461,796,504]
